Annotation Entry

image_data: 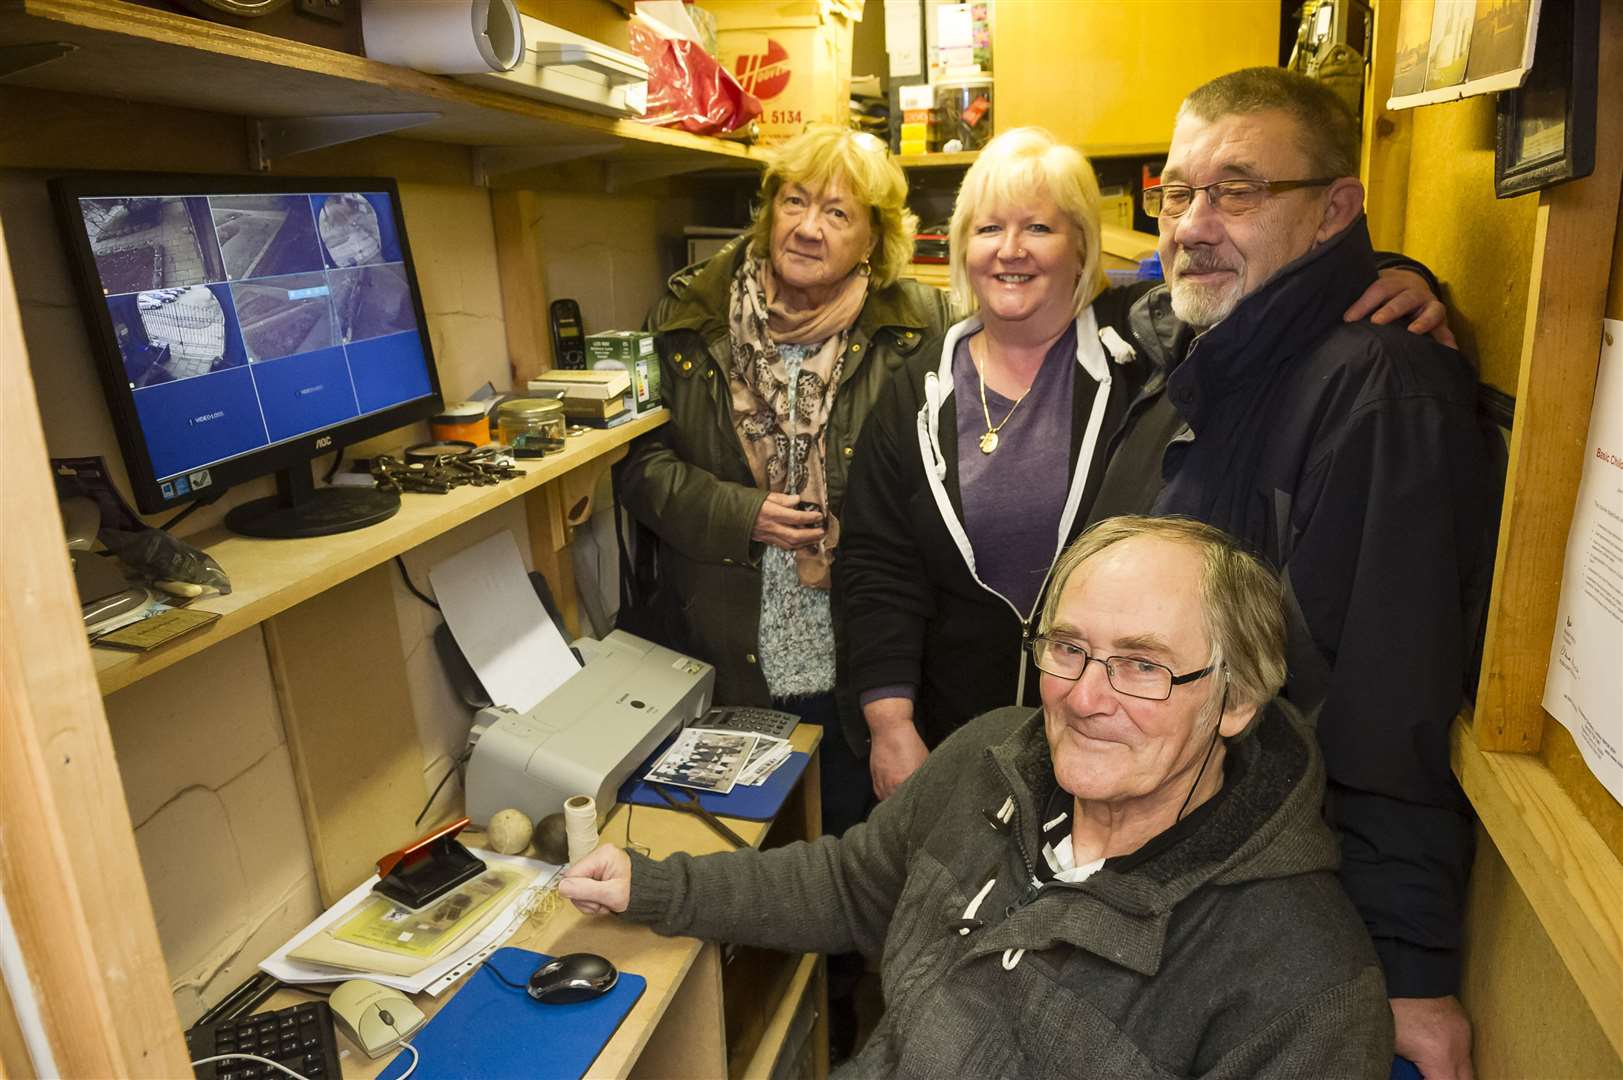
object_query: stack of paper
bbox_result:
[644,729,793,794]
[261,850,560,997]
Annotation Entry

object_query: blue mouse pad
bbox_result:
[618,749,811,821]
[376,947,645,1080]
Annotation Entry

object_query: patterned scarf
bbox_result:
[726,254,865,588]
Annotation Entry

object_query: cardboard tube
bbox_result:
[361,0,524,73]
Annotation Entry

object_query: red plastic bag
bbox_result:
[629,11,762,135]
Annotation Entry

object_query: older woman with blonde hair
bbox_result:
[836,126,1447,800]
[619,124,951,837]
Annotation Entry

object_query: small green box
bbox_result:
[587,331,662,415]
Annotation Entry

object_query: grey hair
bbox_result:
[1179,66,1360,179]
[1038,515,1287,729]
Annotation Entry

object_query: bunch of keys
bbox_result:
[369,443,522,495]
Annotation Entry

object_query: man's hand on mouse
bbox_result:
[559,845,631,914]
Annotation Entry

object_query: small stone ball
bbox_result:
[533,812,569,864]
[487,808,534,855]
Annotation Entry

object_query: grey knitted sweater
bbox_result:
[625,703,1393,1078]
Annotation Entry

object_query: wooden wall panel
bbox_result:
[993,1,1277,151]
[1533,195,1623,860]
[1399,94,1537,395]
[264,568,429,905]
[1461,826,1621,1076]
[1474,2,1623,753]
[0,211,189,1075]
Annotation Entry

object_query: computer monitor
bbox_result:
[50,173,444,539]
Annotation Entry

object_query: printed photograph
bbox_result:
[1424,0,1476,92]
[209,194,325,282]
[80,196,224,295]
[230,272,336,362]
[1390,0,1437,98]
[328,262,415,343]
[1467,0,1535,82]
[645,729,759,794]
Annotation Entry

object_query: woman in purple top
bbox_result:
[835,127,1449,801]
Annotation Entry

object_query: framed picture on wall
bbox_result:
[1494,0,1598,198]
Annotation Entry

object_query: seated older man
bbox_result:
[561,516,1393,1077]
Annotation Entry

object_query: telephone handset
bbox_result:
[550,298,587,370]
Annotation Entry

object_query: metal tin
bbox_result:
[495,398,566,457]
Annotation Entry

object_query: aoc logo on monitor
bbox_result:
[314,435,333,450]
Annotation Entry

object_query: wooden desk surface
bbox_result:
[264,722,823,1079]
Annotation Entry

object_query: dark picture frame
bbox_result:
[1494,0,1599,198]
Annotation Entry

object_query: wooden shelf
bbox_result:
[898,142,1169,171]
[898,150,981,170]
[736,952,821,1080]
[1451,716,1623,1062]
[92,410,666,696]
[0,1,763,174]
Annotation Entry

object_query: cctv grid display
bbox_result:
[69,187,433,500]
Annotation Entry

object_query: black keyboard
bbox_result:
[185,999,342,1080]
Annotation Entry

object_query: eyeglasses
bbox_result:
[1029,635,1214,701]
[1143,177,1336,219]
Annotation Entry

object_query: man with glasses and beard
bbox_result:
[1085,67,1500,1078]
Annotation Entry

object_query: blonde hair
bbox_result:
[1038,516,1287,727]
[948,127,1105,318]
[746,125,917,290]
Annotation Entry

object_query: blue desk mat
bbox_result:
[618,749,811,821]
[377,947,645,1080]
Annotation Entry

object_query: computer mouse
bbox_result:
[328,979,426,1059]
[527,952,619,1005]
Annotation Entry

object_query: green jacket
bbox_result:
[625,702,1393,1078]
[618,240,953,706]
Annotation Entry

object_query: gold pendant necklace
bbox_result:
[973,338,1032,455]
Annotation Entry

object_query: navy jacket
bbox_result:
[1084,217,1501,997]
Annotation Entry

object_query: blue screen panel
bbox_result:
[133,367,269,480]
[347,331,432,415]
[251,346,362,443]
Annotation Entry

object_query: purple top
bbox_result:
[953,324,1077,618]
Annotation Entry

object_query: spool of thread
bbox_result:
[563,795,599,863]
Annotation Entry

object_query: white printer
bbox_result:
[463,630,714,827]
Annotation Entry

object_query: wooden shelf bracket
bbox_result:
[604,155,741,193]
[0,40,76,79]
[472,141,621,187]
[249,112,441,170]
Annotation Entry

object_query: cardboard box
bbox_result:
[712,0,865,142]
[586,331,663,416]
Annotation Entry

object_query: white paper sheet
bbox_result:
[1542,318,1623,805]
[429,531,580,713]
[884,0,922,79]
[259,850,560,997]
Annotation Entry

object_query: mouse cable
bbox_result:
[158,488,225,532]
[190,1053,310,1080]
[482,962,529,992]
[381,1013,421,1080]
[394,556,440,611]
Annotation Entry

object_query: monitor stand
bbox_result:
[224,463,399,539]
